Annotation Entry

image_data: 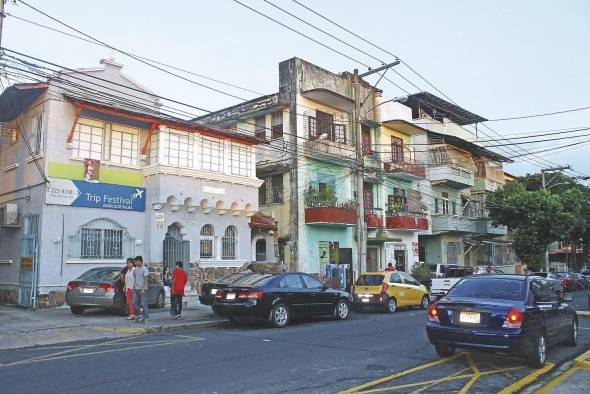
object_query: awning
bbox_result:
[250,212,277,231]
[301,88,354,112]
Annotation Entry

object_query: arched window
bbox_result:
[222,226,237,260]
[200,224,215,259]
[69,218,134,259]
[255,239,266,262]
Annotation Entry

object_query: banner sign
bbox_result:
[46,177,145,212]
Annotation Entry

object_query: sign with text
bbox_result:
[46,177,145,212]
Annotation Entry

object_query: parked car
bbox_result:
[556,272,580,292]
[212,273,352,328]
[532,272,564,297]
[580,270,590,280]
[65,267,165,315]
[426,275,577,368]
[352,271,429,313]
[430,265,475,301]
[199,272,253,306]
[570,273,589,290]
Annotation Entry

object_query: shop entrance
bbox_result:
[163,223,189,271]
[394,249,406,272]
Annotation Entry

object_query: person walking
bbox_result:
[170,261,187,319]
[133,255,150,323]
[123,258,136,320]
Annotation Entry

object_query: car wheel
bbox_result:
[70,306,85,315]
[270,303,290,328]
[386,297,397,313]
[527,334,547,368]
[565,319,578,346]
[154,292,165,309]
[434,343,455,357]
[420,296,430,310]
[333,299,350,320]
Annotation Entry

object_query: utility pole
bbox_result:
[0,0,5,48]
[540,165,571,272]
[353,61,399,279]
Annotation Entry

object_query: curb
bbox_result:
[576,311,590,317]
[90,319,228,335]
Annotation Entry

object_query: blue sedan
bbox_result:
[426,275,578,368]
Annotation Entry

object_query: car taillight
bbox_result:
[503,308,523,328]
[201,287,206,296]
[215,291,224,299]
[381,282,389,293]
[67,281,78,290]
[427,304,439,323]
[238,290,264,300]
[99,283,116,293]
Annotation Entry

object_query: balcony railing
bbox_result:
[383,160,426,179]
[385,213,428,231]
[365,208,384,228]
[305,206,357,226]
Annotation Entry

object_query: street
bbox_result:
[1,291,589,394]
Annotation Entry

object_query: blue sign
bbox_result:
[46,177,146,212]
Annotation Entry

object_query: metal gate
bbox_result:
[163,223,189,271]
[19,214,39,307]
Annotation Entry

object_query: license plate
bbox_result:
[226,293,235,300]
[361,298,370,303]
[210,288,217,295]
[459,311,480,324]
[82,288,94,294]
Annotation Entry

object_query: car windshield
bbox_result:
[446,278,526,301]
[355,275,384,286]
[78,268,120,282]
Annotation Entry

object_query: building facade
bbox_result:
[0,59,262,307]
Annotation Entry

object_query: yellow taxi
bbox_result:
[352,271,430,313]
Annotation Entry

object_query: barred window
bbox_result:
[256,239,266,262]
[72,118,104,160]
[200,224,215,259]
[230,143,251,176]
[222,226,237,260]
[259,174,283,205]
[108,125,139,166]
[201,138,222,172]
[69,218,134,259]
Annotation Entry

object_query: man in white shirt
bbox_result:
[133,255,150,323]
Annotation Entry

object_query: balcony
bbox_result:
[305,206,357,226]
[429,165,474,189]
[365,209,384,228]
[383,160,426,180]
[431,215,476,233]
[474,218,507,236]
[385,214,428,231]
[473,177,505,192]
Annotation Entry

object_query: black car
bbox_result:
[199,273,253,306]
[426,275,577,368]
[213,272,353,328]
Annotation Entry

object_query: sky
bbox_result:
[2,0,590,177]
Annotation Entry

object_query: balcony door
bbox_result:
[362,126,372,155]
[391,136,404,163]
[363,183,374,210]
[316,110,334,140]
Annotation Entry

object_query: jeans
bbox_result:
[134,289,149,318]
[125,289,135,317]
[170,294,183,316]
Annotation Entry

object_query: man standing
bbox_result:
[170,261,187,319]
[133,255,150,323]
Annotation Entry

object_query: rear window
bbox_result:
[446,278,526,301]
[534,272,548,278]
[78,269,120,282]
[219,273,246,284]
[355,275,384,286]
[233,274,273,286]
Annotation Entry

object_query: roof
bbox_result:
[250,212,278,231]
[0,83,48,122]
[193,93,280,125]
[405,92,487,125]
[427,130,513,163]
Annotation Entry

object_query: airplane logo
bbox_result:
[131,189,145,199]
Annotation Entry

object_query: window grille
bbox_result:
[222,226,237,260]
[200,224,215,259]
[255,239,266,262]
[69,218,133,259]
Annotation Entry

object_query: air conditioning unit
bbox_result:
[0,204,21,228]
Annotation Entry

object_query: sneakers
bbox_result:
[127,315,135,320]
[137,316,148,323]
[174,314,182,320]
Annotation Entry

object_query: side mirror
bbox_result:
[562,294,573,302]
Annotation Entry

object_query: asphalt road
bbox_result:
[1,291,589,394]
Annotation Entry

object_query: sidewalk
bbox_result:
[0,301,226,351]
[534,349,590,393]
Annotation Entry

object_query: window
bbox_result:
[200,224,215,259]
[447,278,526,301]
[302,274,323,289]
[160,129,193,168]
[316,110,333,138]
[255,239,266,262]
[1,126,19,144]
[258,180,267,205]
[451,201,457,215]
[333,124,346,144]
[201,137,222,172]
[390,272,402,283]
[401,272,419,286]
[446,242,458,265]
[69,218,134,259]
[230,143,252,176]
[255,116,266,139]
[355,275,384,286]
[72,119,104,160]
[362,126,372,155]
[279,274,304,289]
[222,226,237,260]
[271,111,283,139]
[391,136,403,163]
[389,188,407,211]
[363,183,374,210]
[442,198,449,214]
[30,112,43,154]
[259,174,283,205]
[108,124,139,166]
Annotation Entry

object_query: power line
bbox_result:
[485,105,590,122]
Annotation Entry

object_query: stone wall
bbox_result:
[0,286,17,305]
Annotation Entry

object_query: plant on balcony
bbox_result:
[304,186,336,208]
[386,202,403,216]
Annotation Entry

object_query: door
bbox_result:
[19,214,39,307]
[163,223,187,272]
[302,274,334,315]
[400,272,423,306]
[362,126,372,155]
[367,246,379,272]
[391,136,404,163]
[339,248,353,292]
[531,280,560,340]
[363,183,374,210]
[278,274,307,315]
[387,272,406,306]
[394,249,406,272]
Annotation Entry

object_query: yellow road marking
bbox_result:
[90,326,149,334]
[408,367,471,394]
[339,352,465,394]
[497,362,555,394]
[458,353,481,394]
[573,348,590,369]
[534,366,578,394]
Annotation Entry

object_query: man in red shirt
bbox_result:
[171,261,188,319]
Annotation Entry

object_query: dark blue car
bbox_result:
[426,275,578,368]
